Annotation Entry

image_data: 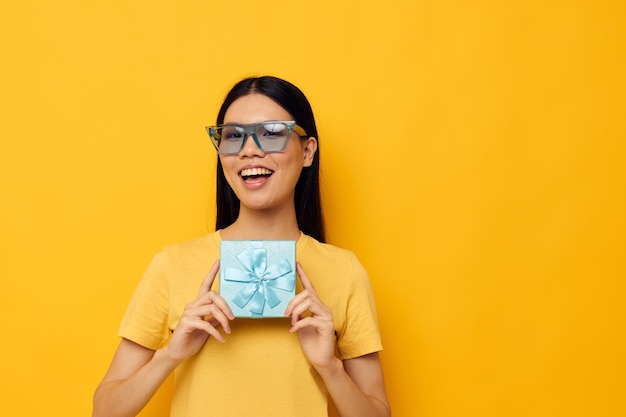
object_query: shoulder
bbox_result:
[298,234,370,287]
[144,232,221,283]
[158,231,221,261]
[299,233,357,263]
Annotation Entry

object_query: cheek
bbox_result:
[220,159,238,186]
[274,151,304,173]
[283,142,306,164]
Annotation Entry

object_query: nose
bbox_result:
[239,133,266,157]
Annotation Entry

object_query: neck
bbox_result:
[220,205,301,241]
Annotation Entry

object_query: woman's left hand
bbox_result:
[284,263,336,370]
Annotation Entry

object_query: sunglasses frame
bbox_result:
[205,121,308,155]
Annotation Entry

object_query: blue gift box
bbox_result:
[220,240,296,318]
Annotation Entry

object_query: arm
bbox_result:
[93,260,234,417]
[285,263,391,417]
[92,339,176,417]
[318,352,390,417]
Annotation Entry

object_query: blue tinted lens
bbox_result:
[209,122,295,155]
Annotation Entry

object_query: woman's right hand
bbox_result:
[163,260,234,364]
[93,261,233,417]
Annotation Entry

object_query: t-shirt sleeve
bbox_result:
[336,254,383,360]
[118,251,171,350]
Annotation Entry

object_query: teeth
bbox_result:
[241,167,273,177]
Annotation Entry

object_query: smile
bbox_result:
[240,167,274,182]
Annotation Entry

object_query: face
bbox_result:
[220,93,317,213]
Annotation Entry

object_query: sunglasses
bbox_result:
[206,121,308,155]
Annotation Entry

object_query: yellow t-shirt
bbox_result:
[119,231,382,417]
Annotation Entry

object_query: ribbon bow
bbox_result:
[224,248,294,315]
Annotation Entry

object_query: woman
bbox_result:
[93,76,390,417]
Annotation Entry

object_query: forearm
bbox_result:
[93,349,179,417]
[317,358,391,417]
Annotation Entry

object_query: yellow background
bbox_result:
[1,1,624,416]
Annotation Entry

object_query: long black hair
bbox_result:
[214,76,325,243]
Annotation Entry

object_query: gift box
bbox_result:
[220,240,296,318]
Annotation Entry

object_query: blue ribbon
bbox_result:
[224,248,294,315]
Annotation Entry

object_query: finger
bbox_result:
[288,298,310,325]
[204,306,232,334]
[284,264,321,318]
[187,291,216,310]
[283,288,322,318]
[291,299,331,322]
[187,294,235,323]
[296,263,317,293]
[197,320,226,342]
[283,290,311,318]
[291,298,332,325]
[197,260,220,297]
[207,316,221,328]
[207,293,235,320]
[289,316,334,334]
[178,316,226,342]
